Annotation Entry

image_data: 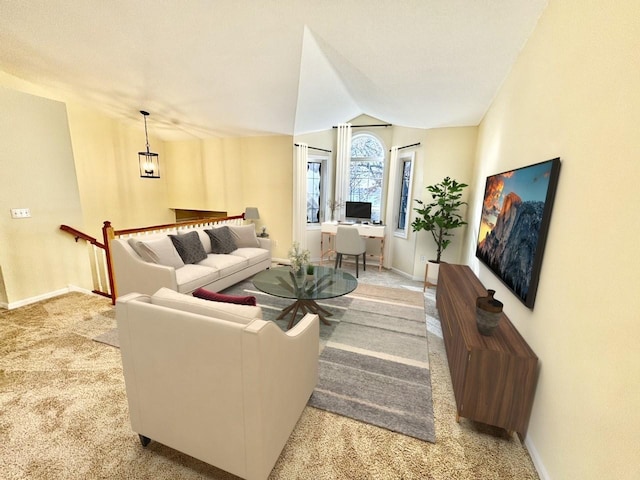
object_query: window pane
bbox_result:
[351,135,384,158]
[349,160,383,221]
[397,160,412,229]
[349,134,385,223]
[307,162,321,223]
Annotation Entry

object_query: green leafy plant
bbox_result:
[288,241,310,273]
[411,176,468,263]
[306,264,315,275]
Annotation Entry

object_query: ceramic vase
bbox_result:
[476,289,503,336]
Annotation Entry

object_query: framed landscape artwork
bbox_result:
[476,158,561,309]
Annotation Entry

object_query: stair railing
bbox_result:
[59,225,112,299]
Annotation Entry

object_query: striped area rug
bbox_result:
[224,280,435,443]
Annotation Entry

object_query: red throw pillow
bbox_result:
[193,288,257,306]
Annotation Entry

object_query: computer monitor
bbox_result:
[345,201,372,221]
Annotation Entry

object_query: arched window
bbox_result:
[349,133,385,222]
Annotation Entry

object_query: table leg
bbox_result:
[281,299,333,329]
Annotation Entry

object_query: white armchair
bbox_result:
[116,288,320,480]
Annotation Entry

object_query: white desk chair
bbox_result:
[334,225,367,277]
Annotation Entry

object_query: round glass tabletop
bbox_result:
[252,265,357,301]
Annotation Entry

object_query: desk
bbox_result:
[320,222,386,271]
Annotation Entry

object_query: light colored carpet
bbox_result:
[0,290,540,479]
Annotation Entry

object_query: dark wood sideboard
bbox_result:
[436,263,538,438]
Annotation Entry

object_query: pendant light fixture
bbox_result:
[138,110,160,178]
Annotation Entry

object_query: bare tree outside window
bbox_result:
[307,162,321,223]
[349,134,384,222]
[398,159,412,229]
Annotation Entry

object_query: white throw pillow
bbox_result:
[130,237,185,269]
[229,225,260,248]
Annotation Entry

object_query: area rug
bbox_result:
[223,279,436,443]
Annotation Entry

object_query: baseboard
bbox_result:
[272,257,290,266]
[3,285,94,310]
[524,436,550,480]
[388,267,419,281]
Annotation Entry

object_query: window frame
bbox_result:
[306,153,329,227]
[394,151,415,239]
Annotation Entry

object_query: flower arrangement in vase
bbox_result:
[288,241,310,273]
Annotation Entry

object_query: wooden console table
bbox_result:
[436,263,538,438]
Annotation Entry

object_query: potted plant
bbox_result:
[411,176,468,284]
[288,241,310,273]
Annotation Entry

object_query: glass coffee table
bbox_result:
[253,266,357,329]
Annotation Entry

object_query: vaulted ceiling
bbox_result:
[0,0,548,140]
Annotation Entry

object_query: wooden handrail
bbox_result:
[110,214,245,237]
[60,225,105,249]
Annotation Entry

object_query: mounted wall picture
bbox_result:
[476,158,561,308]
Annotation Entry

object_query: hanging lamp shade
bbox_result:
[138,110,160,178]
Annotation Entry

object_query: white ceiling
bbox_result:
[0,0,548,141]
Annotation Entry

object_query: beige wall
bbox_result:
[166,135,294,258]
[0,71,173,239]
[397,127,478,279]
[66,103,171,237]
[466,1,640,478]
[238,136,293,258]
[0,87,91,306]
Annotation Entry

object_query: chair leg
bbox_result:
[335,253,339,269]
[355,255,359,278]
[363,252,366,271]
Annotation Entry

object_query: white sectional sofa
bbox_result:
[110,224,271,298]
[116,287,319,480]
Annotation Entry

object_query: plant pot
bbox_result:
[426,261,440,285]
[476,289,503,336]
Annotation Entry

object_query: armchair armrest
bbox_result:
[241,314,319,479]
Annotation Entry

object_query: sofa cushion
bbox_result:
[231,247,271,267]
[169,231,207,264]
[174,264,219,294]
[197,254,248,277]
[193,288,257,306]
[129,236,185,269]
[205,227,237,254]
[151,287,262,325]
[229,225,260,248]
